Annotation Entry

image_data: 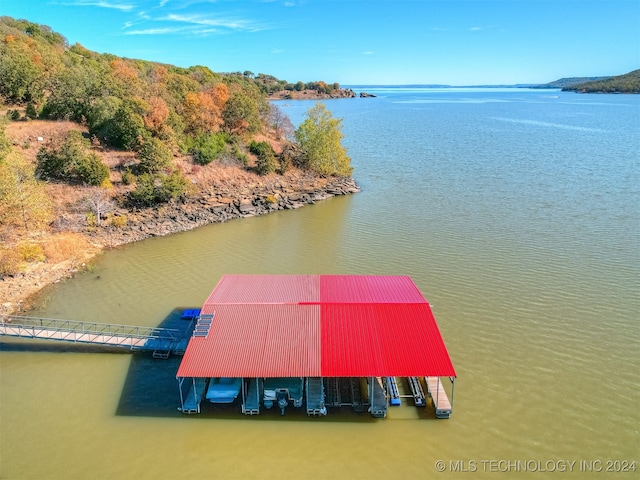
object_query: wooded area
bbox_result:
[0,16,353,288]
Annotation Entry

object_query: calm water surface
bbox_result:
[1,89,638,479]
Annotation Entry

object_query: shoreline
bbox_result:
[0,172,360,316]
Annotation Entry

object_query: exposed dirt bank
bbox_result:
[0,165,359,316]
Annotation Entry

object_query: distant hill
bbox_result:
[561,69,640,93]
[533,76,611,89]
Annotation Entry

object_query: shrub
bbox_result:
[249,140,277,176]
[75,152,110,186]
[85,211,97,227]
[155,171,188,203]
[36,131,109,185]
[18,242,45,262]
[129,171,187,206]
[187,132,229,165]
[7,109,20,121]
[121,167,135,185]
[0,247,21,277]
[110,214,127,228]
[129,173,156,206]
[136,136,172,174]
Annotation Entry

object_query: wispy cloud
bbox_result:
[468,25,496,32]
[271,48,283,54]
[60,0,136,11]
[363,51,374,55]
[162,13,269,32]
[124,26,191,35]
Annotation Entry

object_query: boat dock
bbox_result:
[2,275,457,422]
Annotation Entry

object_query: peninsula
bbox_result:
[0,17,359,315]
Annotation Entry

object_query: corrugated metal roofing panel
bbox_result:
[320,303,456,377]
[319,275,428,304]
[177,274,455,379]
[205,274,320,304]
[177,304,321,378]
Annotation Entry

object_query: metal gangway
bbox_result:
[0,315,186,356]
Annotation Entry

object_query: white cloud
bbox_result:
[162,13,268,32]
[61,0,136,11]
[363,51,374,55]
[124,26,189,35]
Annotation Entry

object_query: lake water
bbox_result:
[1,88,638,479]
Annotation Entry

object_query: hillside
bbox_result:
[561,69,640,93]
[533,76,611,89]
[0,17,358,315]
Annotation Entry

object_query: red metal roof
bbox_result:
[205,274,319,304]
[177,275,456,379]
[320,275,428,304]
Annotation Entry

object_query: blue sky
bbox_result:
[2,0,639,85]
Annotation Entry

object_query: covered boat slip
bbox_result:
[178,375,452,418]
[176,275,456,420]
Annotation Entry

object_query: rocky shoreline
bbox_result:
[1,171,359,316]
[93,173,360,246]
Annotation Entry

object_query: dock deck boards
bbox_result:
[426,377,452,418]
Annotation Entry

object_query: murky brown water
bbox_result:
[1,90,638,479]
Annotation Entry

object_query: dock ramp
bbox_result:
[1,316,184,354]
[426,377,452,418]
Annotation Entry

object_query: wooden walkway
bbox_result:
[426,377,452,418]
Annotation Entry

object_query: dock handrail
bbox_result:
[0,315,183,349]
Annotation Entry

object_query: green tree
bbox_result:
[222,90,262,135]
[93,99,146,150]
[186,132,229,165]
[36,130,109,185]
[75,152,110,186]
[136,136,173,174]
[249,140,277,175]
[295,103,353,176]
[128,171,187,206]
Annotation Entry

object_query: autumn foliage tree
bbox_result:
[182,83,228,135]
[0,148,54,234]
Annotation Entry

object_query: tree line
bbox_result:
[0,17,352,210]
[562,69,640,94]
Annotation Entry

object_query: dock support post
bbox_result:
[450,376,455,410]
